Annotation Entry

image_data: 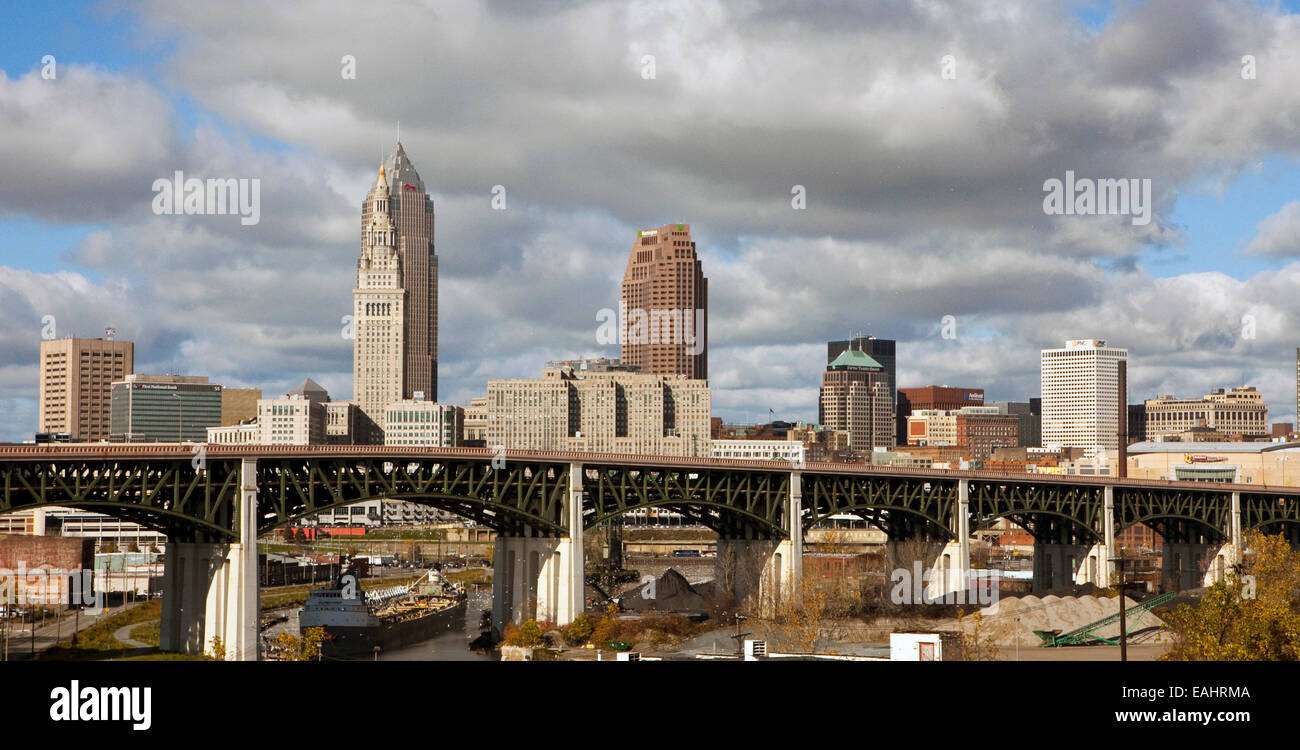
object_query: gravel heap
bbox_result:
[616,568,710,613]
[938,593,1169,646]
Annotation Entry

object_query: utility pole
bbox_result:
[1109,554,1128,662]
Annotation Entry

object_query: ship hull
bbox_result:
[310,599,467,658]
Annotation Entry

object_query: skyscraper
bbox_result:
[38,337,133,441]
[828,335,896,412]
[620,224,707,379]
[818,348,893,453]
[353,142,438,439]
[1040,339,1128,457]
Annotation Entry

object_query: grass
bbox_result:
[41,600,162,661]
[447,568,492,585]
[132,619,160,647]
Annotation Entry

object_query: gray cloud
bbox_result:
[3,0,1300,440]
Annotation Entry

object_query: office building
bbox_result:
[38,337,133,441]
[1040,339,1127,457]
[353,142,438,439]
[829,335,896,424]
[110,374,221,442]
[256,379,330,445]
[1143,387,1268,441]
[220,388,261,426]
[620,224,707,379]
[384,397,462,447]
[819,347,893,453]
[897,385,983,443]
[991,400,1042,447]
[905,406,1019,460]
[463,397,488,446]
[485,363,710,456]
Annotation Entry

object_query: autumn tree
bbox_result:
[1162,530,1300,661]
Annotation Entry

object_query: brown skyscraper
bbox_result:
[620,224,707,379]
[354,142,438,439]
[39,337,134,441]
[819,347,893,453]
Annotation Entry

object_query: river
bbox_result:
[263,585,497,661]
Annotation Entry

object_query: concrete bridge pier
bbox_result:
[713,471,804,617]
[925,479,971,602]
[1074,486,1116,587]
[491,463,584,631]
[159,458,259,660]
[1202,490,1245,587]
[1032,516,1092,593]
[1158,518,1223,592]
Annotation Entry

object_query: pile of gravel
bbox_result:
[616,568,710,613]
[939,593,1169,646]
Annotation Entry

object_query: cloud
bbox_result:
[0,65,179,222]
[5,0,1300,440]
[1245,201,1300,257]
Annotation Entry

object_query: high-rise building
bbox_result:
[818,348,893,453]
[1144,387,1268,440]
[38,337,134,441]
[485,363,711,456]
[620,224,707,379]
[828,334,896,419]
[1295,347,1299,426]
[110,374,222,443]
[353,142,438,440]
[1040,339,1128,457]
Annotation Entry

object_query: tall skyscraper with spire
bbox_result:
[353,143,438,440]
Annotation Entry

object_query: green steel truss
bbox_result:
[582,463,790,537]
[803,474,957,538]
[260,457,570,536]
[0,457,240,541]
[1114,486,1233,542]
[4,452,1300,543]
[968,479,1106,543]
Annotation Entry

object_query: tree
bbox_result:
[1162,530,1300,661]
[956,610,1000,661]
[504,619,545,648]
[590,603,622,648]
[564,613,595,645]
[273,627,328,661]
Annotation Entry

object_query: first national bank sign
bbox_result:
[133,383,221,392]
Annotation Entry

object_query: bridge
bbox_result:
[3,444,1299,660]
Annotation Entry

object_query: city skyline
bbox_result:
[5,2,1300,442]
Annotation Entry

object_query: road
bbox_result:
[0,602,146,661]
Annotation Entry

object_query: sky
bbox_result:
[2,0,1300,441]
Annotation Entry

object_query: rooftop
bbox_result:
[827,348,883,370]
